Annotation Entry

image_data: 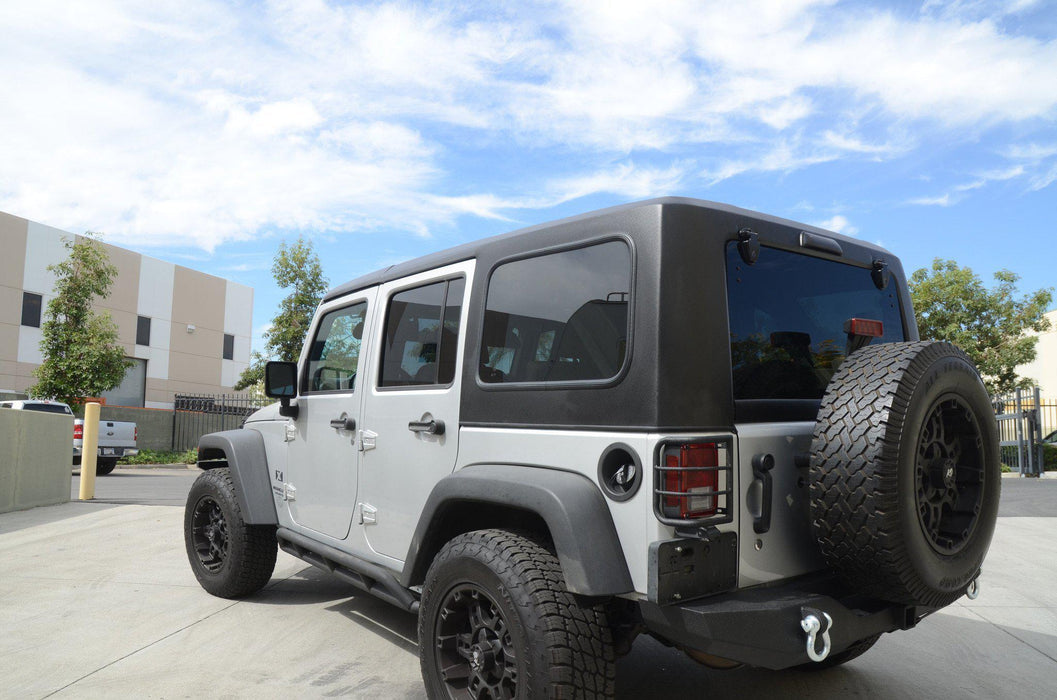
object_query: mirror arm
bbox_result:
[279,397,299,419]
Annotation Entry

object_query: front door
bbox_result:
[284,290,376,541]
[358,261,473,561]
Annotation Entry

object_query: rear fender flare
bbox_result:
[401,464,633,597]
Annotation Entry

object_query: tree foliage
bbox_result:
[910,259,1052,395]
[235,238,328,391]
[28,234,132,406]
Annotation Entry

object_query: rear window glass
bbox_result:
[726,243,904,400]
[22,403,73,414]
[480,240,631,384]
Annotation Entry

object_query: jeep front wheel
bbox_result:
[810,341,1000,608]
[419,529,615,699]
[183,467,277,598]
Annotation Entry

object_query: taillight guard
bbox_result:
[654,437,734,527]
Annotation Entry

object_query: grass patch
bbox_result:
[119,448,198,465]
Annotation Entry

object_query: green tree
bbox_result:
[910,259,1052,395]
[28,233,132,406]
[235,238,329,390]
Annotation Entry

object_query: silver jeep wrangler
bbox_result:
[184,198,999,699]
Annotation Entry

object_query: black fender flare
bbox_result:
[401,464,633,597]
[197,430,278,525]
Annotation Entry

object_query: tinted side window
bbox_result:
[380,278,464,388]
[304,302,368,393]
[480,241,631,384]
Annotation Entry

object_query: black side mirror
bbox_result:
[265,361,299,418]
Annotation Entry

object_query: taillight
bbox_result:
[134,426,138,442]
[661,442,720,519]
[73,424,83,439]
[844,318,883,337]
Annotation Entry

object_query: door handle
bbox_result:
[330,414,356,431]
[408,418,445,435]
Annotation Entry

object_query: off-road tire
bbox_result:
[419,529,615,699]
[183,467,277,599]
[795,634,880,671]
[95,458,117,476]
[810,341,1000,608]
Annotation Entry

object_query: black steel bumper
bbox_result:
[639,573,932,670]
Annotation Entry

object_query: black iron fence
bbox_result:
[172,393,268,451]
[994,387,1053,476]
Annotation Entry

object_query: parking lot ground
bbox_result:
[0,473,1053,698]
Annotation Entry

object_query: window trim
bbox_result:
[473,234,637,392]
[299,298,371,396]
[375,275,467,393]
[21,291,43,328]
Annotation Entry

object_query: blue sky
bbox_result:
[1,0,1055,352]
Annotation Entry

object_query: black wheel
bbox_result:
[183,468,277,598]
[810,341,1000,608]
[95,458,117,476]
[419,529,615,699]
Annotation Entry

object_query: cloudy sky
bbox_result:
[2,0,1055,349]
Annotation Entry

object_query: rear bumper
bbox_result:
[639,573,933,670]
[72,447,138,461]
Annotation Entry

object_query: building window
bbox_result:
[21,292,43,328]
[223,333,234,360]
[136,316,151,346]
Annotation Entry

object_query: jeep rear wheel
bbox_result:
[419,529,615,699]
[810,341,1000,608]
[183,468,277,599]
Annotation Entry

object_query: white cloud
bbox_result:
[907,194,955,206]
[814,214,859,235]
[0,0,1055,248]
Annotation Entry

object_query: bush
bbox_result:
[1044,443,1057,472]
[119,448,198,466]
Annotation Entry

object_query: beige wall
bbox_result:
[1018,309,1057,396]
[0,214,29,392]
[0,409,73,514]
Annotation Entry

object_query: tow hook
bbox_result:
[966,577,981,600]
[800,607,833,663]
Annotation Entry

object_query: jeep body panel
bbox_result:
[403,463,634,596]
[198,429,277,525]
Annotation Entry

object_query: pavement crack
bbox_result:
[40,600,244,699]
[962,607,1057,665]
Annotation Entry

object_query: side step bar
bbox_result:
[276,527,419,613]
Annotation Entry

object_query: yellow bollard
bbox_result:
[78,402,101,501]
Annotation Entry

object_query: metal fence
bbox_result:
[172,393,268,451]
[994,387,1051,476]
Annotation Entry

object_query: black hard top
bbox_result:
[322,197,890,302]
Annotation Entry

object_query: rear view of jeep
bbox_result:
[183,198,999,699]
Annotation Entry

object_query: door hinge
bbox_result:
[358,429,378,452]
[284,424,297,442]
[283,483,297,502]
[359,502,377,525]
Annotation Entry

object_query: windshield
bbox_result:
[726,243,905,401]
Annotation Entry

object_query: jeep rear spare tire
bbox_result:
[810,341,1000,608]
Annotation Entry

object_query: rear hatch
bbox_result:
[725,241,906,586]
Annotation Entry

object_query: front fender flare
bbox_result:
[402,464,633,597]
[198,430,277,525]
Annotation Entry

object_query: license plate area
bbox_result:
[648,533,738,605]
[101,448,115,455]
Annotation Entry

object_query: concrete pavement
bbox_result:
[1,472,1055,698]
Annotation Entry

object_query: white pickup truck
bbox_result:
[0,399,138,475]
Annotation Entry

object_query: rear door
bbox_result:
[357,261,473,561]
[283,290,377,541]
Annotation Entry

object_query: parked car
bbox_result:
[0,399,138,475]
[183,198,1000,697]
